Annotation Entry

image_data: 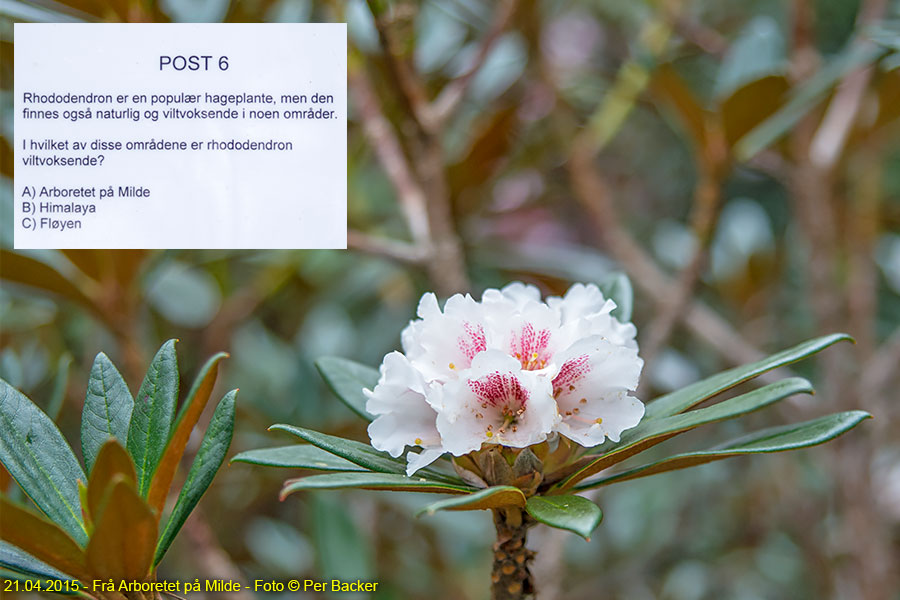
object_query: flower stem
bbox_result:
[491,507,536,600]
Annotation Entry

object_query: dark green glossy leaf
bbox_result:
[576,411,871,490]
[315,357,377,421]
[644,334,851,420]
[231,445,366,472]
[81,353,134,474]
[127,340,178,497]
[0,380,87,545]
[525,495,602,540]
[154,390,236,566]
[281,472,474,499]
[269,424,459,485]
[559,377,814,489]
[416,486,526,517]
[598,272,633,322]
[149,352,228,513]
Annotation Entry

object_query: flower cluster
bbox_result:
[365,283,645,475]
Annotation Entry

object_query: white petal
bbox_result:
[435,351,559,455]
[547,283,614,324]
[405,447,445,476]
[365,352,426,415]
[552,338,644,446]
[406,292,489,381]
[555,390,644,446]
[367,410,440,457]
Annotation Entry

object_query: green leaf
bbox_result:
[148,352,228,513]
[576,411,871,490]
[416,486,526,517]
[81,353,134,474]
[525,495,602,540]
[154,390,236,566]
[734,42,887,159]
[280,472,474,499]
[559,377,814,490]
[127,340,178,497]
[231,445,366,472]
[598,272,633,322]
[0,542,77,583]
[0,380,88,545]
[315,357,378,421]
[644,334,851,420]
[269,424,459,485]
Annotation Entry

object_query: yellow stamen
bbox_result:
[448,362,456,370]
[414,438,423,445]
[595,417,603,424]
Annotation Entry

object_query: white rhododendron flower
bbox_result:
[364,282,645,475]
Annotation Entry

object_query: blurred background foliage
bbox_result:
[1,0,899,599]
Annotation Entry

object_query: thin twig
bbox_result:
[365,0,435,133]
[349,67,433,249]
[348,229,426,265]
[431,0,519,124]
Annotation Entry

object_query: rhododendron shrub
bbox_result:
[237,277,869,600]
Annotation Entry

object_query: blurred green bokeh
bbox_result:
[1,1,899,599]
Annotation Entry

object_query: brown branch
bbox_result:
[347,229,426,265]
[349,67,433,249]
[365,0,435,133]
[431,0,519,124]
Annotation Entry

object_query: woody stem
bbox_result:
[491,507,536,600]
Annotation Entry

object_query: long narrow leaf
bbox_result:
[231,445,366,472]
[315,357,377,421]
[154,390,237,566]
[643,334,850,420]
[86,479,157,582]
[416,486,526,516]
[575,411,871,490]
[0,542,76,583]
[148,352,228,513]
[127,340,179,497]
[0,380,87,545]
[557,377,814,490]
[81,353,133,473]
[281,472,473,499]
[270,424,460,485]
[0,497,90,582]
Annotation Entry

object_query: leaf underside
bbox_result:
[416,485,526,516]
[280,472,474,500]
